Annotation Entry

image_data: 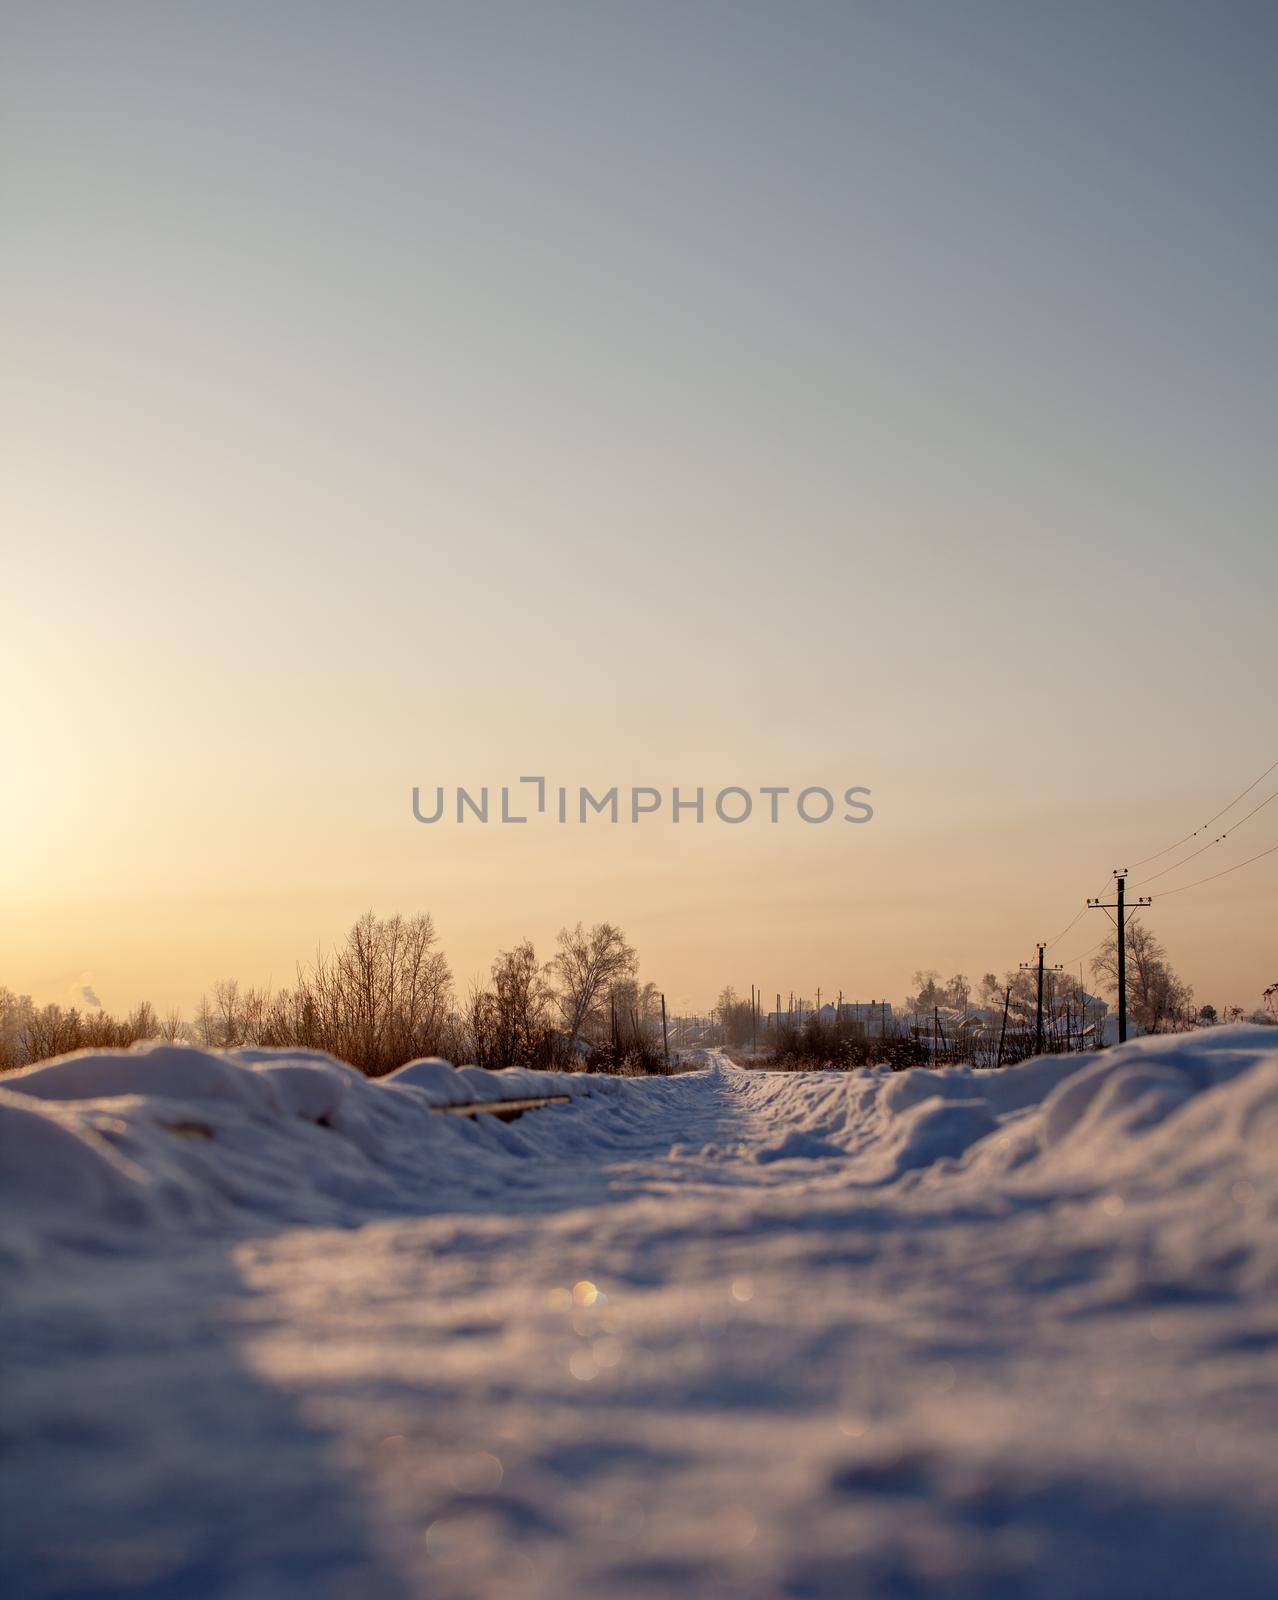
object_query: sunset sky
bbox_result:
[3,2,1276,1018]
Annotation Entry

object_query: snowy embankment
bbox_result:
[2,1029,1277,1598]
[0,1049,641,1261]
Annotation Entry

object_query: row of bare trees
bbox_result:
[8,911,1245,1079]
[1,914,659,1077]
[0,994,183,1071]
[463,928,664,1073]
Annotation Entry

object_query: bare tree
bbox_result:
[464,980,501,1069]
[906,971,972,1014]
[181,913,456,1072]
[1092,919,1193,1034]
[715,985,754,1047]
[490,941,557,1067]
[551,922,638,1063]
[0,987,33,1070]
[296,911,454,1074]
[0,991,168,1067]
[214,980,244,1048]
[193,994,219,1048]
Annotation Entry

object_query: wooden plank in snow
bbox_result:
[434,1094,571,1122]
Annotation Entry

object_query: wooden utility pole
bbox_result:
[1118,875,1128,1042]
[1020,946,1045,1056]
[995,985,1011,1069]
[1088,871,1151,1043]
[1023,940,1042,1056]
[1019,944,1060,1056]
[660,993,670,1068]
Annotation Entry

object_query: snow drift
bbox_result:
[0,1046,650,1261]
[3,1029,1277,1599]
[2,1029,1275,1270]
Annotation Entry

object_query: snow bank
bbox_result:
[3,1028,1277,1597]
[0,1044,646,1263]
[736,1027,1278,1307]
[743,1026,1277,1192]
[4,1028,1274,1270]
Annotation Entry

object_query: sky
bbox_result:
[2,1,1276,1019]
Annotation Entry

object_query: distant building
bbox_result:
[767,1001,895,1034]
[836,1002,894,1031]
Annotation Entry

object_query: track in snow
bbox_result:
[3,1038,1277,1599]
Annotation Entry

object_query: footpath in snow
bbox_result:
[2,1028,1277,1598]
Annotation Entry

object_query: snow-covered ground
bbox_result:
[2,1029,1276,1598]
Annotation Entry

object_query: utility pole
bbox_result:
[995,984,1011,1069]
[660,993,670,1069]
[1019,944,1062,1057]
[1089,870,1151,1044]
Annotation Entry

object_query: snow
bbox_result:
[2,1028,1277,1597]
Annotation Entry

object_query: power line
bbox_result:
[1045,903,1088,947]
[1127,756,1278,869]
[1133,787,1278,887]
[1045,876,1114,950]
[1053,837,1277,966]
[1055,931,1110,969]
[1044,765,1277,962]
[1028,768,1276,995]
[1153,839,1278,900]
[1230,786,1278,833]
